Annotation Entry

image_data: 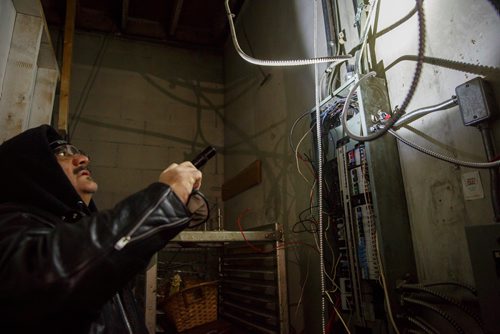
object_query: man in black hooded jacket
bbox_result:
[0,124,203,333]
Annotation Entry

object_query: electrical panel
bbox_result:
[317,76,417,332]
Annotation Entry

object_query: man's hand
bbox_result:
[159,162,202,204]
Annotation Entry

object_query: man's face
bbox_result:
[54,144,98,205]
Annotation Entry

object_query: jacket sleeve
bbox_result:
[0,182,191,321]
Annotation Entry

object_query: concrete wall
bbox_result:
[224,0,499,332]
[66,32,225,212]
[358,0,499,283]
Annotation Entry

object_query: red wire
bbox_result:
[236,209,319,254]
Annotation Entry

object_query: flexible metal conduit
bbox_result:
[224,0,352,66]
[394,97,458,127]
[389,129,500,169]
[342,0,426,142]
[402,296,465,334]
[401,284,485,331]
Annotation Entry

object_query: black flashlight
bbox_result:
[191,146,216,169]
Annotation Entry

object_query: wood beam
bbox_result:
[169,0,184,36]
[121,0,129,31]
[57,0,76,137]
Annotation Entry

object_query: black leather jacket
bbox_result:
[0,125,193,333]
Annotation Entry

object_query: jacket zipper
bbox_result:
[114,191,170,250]
[115,293,133,334]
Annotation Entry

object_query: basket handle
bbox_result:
[180,281,218,307]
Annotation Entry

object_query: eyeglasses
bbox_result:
[52,144,89,159]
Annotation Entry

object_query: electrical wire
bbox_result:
[416,282,477,295]
[389,129,500,169]
[375,233,401,334]
[402,296,465,334]
[313,2,327,331]
[294,253,310,318]
[325,291,352,334]
[342,0,426,142]
[394,97,458,127]
[406,316,440,334]
[400,284,485,331]
[236,209,319,254]
[355,0,380,74]
[295,125,316,185]
[224,0,352,67]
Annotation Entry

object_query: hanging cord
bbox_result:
[401,296,465,334]
[342,0,426,142]
[224,0,352,66]
[400,284,485,332]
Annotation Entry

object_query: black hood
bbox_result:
[0,125,97,217]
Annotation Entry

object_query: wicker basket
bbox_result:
[162,280,218,332]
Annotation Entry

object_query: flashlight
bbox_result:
[191,146,216,169]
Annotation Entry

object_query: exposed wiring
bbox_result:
[389,129,500,169]
[394,97,458,127]
[342,0,426,142]
[313,2,327,331]
[406,315,439,334]
[402,295,465,334]
[236,209,319,254]
[355,0,380,74]
[376,233,401,334]
[295,125,316,185]
[294,253,310,318]
[411,281,477,295]
[400,284,485,331]
[325,291,352,334]
[224,0,352,66]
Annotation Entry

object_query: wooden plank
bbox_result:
[222,160,262,201]
[0,13,43,142]
[57,0,76,137]
[169,0,184,35]
[121,0,129,30]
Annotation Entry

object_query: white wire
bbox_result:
[355,0,380,74]
[325,291,352,334]
[295,125,315,185]
[225,0,352,67]
[376,233,401,334]
[294,253,310,318]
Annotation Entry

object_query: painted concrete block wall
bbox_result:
[65,32,224,213]
[224,0,499,332]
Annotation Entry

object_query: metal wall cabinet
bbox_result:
[317,76,417,332]
[143,225,289,334]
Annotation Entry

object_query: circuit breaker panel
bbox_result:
[319,76,417,332]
